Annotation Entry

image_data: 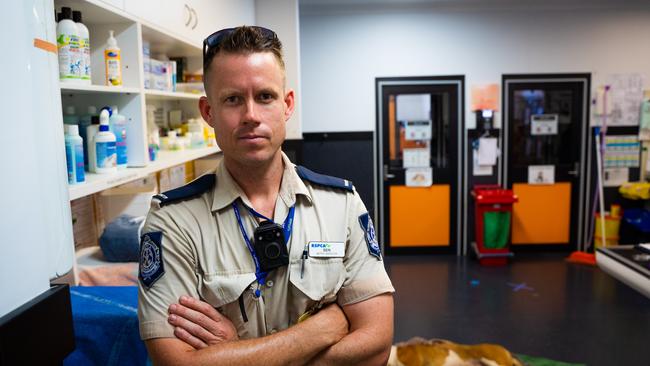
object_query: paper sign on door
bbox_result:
[531,114,558,135]
[528,165,555,184]
[406,167,432,187]
[403,148,430,168]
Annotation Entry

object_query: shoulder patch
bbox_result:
[139,231,165,289]
[358,212,381,260]
[295,166,353,192]
[153,174,216,207]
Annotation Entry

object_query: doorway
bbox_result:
[375,76,465,254]
[501,74,591,251]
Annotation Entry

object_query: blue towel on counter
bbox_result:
[100,215,146,262]
[64,286,150,366]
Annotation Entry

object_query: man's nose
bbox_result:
[242,99,261,125]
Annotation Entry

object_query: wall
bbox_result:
[300,1,650,133]
[256,0,303,139]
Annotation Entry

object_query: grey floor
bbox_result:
[384,253,650,366]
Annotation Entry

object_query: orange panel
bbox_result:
[511,183,571,244]
[389,185,450,247]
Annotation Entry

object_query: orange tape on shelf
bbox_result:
[34,38,57,54]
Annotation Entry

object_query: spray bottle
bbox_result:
[95,108,117,173]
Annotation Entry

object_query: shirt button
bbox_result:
[266,280,274,287]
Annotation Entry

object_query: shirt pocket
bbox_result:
[200,272,256,308]
[289,257,345,303]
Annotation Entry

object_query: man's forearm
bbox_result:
[306,326,392,366]
[306,294,394,366]
[148,313,344,366]
[191,321,336,366]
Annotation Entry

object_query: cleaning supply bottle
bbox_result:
[95,109,117,173]
[86,116,99,173]
[64,124,85,184]
[79,106,97,169]
[108,105,128,168]
[63,105,79,125]
[56,7,81,82]
[72,10,91,84]
[104,30,122,86]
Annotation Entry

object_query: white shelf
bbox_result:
[60,83,141,95]
[144,89,203,101]
[68,145,221,201]
[140,22,201,58]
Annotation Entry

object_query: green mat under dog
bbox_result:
[517,354,585,366]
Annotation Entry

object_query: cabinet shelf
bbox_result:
[60,83,141,95]
[68,146,221,201]
[144,89,203,101]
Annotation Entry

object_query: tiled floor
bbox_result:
[384,253,650,366]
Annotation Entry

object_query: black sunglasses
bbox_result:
[202,26,277,67]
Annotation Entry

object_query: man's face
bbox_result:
[199,51,294,168]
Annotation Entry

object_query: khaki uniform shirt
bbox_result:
[138,153,394,340]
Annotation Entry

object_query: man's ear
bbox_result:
[199,96,214,128]
[284,89,295,122]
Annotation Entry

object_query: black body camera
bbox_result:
[253,220,289,273]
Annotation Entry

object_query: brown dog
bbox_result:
[388,338,525,366]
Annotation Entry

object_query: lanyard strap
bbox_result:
[232,200,295,296]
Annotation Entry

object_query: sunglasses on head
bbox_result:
[202,26,277,65]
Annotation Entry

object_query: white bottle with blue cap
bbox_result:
[95,108,117,174]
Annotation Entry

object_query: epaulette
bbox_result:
[153,174,216,207]
[295,166,353,192]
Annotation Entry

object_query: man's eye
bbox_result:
[258,93,274,102]
[224,96,240,104]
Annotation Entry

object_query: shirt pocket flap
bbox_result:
[289,258,345,302]
[201,272,256,308]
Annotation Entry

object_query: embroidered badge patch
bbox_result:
[358,212,381,260]
[139,231,165,289]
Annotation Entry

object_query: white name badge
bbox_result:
[308,241,345,258]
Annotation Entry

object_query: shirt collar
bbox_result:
[210,152,312,212]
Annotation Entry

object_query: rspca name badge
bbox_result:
[308,241,345,258]
[139,231,165,289]
[358,212,381,260]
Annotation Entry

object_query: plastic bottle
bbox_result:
[63,105,79,125]
[73,11,91,84]
[95,109,117,173]
[188,119,205,148]
[64,124,85,184]
[57,7,81,82]
[86,117,100,173]
[104,30,122,86]
[108,105,128,168]
[79,106,97,169]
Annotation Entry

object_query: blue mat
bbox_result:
[64,286,150,366]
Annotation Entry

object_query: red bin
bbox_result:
[471,185,518,266]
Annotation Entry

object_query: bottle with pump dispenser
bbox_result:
[57,7,81,82]
[104,30,122,86]
[108,105,128,168]
[72,10,91,84]
[95,109,117,173]
[65,125,85,184]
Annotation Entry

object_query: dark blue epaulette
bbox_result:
[295,166,353,192]
[153,174,216,207]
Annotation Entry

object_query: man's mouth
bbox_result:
[239,134,267,141]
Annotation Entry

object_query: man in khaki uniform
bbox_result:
[138,26,394,365]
